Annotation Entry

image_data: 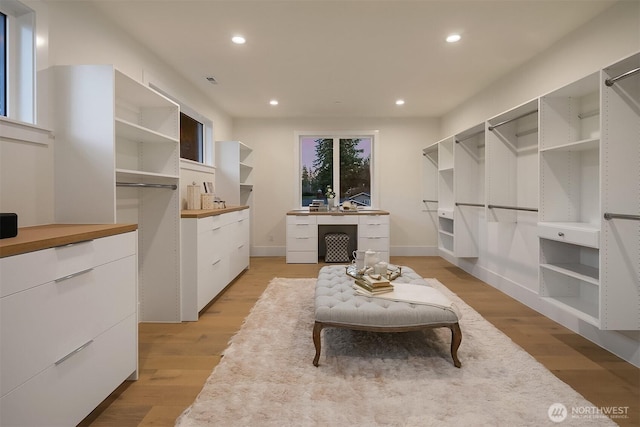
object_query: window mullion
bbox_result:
[332,137,340,201]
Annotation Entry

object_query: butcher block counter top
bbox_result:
[0,223,138,258]
[181,205,249,219]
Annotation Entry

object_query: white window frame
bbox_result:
[293,130,379,209]
[1,0,35,123]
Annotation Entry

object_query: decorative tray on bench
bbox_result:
[345,264,402,281]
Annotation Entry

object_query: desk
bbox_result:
[286,210,390,263]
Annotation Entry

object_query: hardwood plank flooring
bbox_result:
[81,256,639,426]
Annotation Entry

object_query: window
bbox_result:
[180,112,203,163]
[0,0,35,123]
[299,135,373,207]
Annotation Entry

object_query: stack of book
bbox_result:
[353,274,394,296]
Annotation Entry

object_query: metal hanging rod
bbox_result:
[605,67,640,87]
[488,109,538,132]
[488,204,538,212]
[455,129,485,143]
[604,212,640,221]
[456,202,484,208]
[116,182,177,190]
[577,109,600,120]
[423,199,438,203]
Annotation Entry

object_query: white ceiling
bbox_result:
[88,0,617,119]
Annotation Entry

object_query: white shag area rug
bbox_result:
[176,277,616,427]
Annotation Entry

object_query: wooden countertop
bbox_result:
[0,223,138,258]
[286,209,389,216]
[181,205,249,219]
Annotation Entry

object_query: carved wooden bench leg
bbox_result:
[449,322,462,368]
[313,321,324,366]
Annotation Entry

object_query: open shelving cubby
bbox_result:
[436,137,455,254]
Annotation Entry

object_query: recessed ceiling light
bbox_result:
[395,99,405,106]
[446,34,461,43]
[232,35,246,45]
[269,99,279,106]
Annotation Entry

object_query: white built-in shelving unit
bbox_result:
[422,51,639,334]
[215,140,253,206]
[52,64,182,322]
[421,142,438,213]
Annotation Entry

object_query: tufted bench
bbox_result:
[313,265,462,367]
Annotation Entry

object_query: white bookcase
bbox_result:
[215,140,253,206]
[436,137,455,255]
[51,65,183,322]
[486,99,539,222]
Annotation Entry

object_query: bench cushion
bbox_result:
[315,265,460,328]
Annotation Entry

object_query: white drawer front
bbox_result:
[0,314,137,427]
[198,213,233,232]
[286,251,318,264]
[317,215,359,225]
[358,223,389,238]
[437,209,454,220]
[538,223,599,248]
[358,236,390,252]
[0,255,136,397]
[287,223,317,239]
[0,231,136,298]
[287,235,317,251]
[358,215,389,226]
[286,215,317,226]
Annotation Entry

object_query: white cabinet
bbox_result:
[0,229,138,426]
[51,65,182,322]
[181,208,250,321]
[358,214,390,262]
[286,214,318,263]
[539,53,640,330]
[215,140,253,206]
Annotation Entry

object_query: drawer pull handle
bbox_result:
[558,232,565,237]
[212,226,222,231]
[295,237,309,239]
[55,239,94,249]
[212,259,221,266]
[238,244,245,249]
[55,340,94,365]
[55,268,94,283]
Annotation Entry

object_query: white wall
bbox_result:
[0,0,233,227]
[232,117,439,256]
[440,1,640,137]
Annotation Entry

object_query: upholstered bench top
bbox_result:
[315,265,460,328]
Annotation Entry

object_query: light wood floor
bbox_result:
[81,256,639,426]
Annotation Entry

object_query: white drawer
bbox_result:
[0,314,137,427]
[1,255,136,397]
[287,235,317,251]
[358,222,389,238]
[317,215,359,225]
[358,236,390,252]
[0,231,136,298]
[287,223,318,239]
[198,213,234,232]
[538,223,599,248]
[437,209,454,220]
[286,251,318,264]
[358,215,389,226]
[286,215,317,226]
